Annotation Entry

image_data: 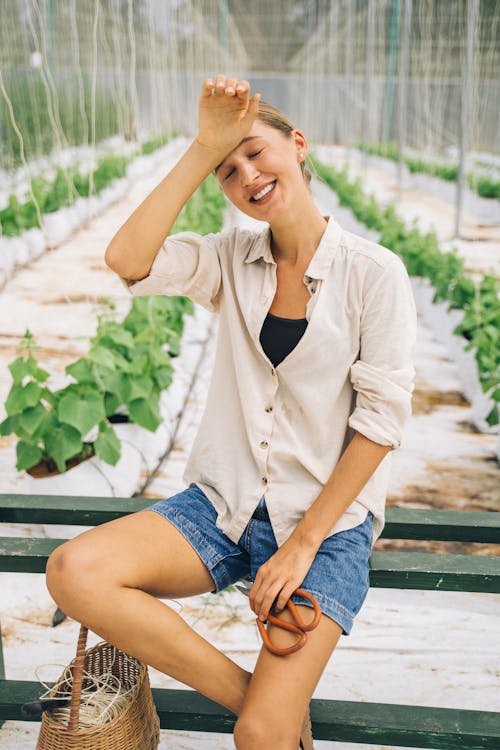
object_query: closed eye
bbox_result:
[223,149,264,181]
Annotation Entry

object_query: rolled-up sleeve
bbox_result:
[119,231,222,312]
[348,257,417,449]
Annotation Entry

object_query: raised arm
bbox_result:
[104,75,261,281]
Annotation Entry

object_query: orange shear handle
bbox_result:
[256,588,322,656]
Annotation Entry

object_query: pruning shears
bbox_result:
[235,578,322,656]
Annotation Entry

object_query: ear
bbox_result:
[292,129,308,161]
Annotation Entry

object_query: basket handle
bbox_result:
[67,624,88,730]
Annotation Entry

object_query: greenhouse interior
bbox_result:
[0,0,499,748]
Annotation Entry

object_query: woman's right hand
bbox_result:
[197,75,261,157]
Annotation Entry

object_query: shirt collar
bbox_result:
[244,226,275,265]
[243,216,343,280]
[304,216,343,280]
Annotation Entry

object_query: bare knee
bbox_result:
[46,537,111,619]
[234,713,298,750]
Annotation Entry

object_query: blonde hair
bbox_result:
[256,100,312,187]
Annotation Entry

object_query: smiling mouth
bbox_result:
[250,181,276,202]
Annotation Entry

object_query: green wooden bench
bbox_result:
[1,493,499,749]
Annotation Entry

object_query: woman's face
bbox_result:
[214,121,308,222]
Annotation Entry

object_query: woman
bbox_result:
[46,75,417,749]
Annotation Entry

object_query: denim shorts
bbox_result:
[147,484,373,635]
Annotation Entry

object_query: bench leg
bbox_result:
[0,620,4,728]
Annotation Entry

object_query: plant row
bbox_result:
[0,132,174,237]
[0,174,226,475]
[360,142,500,200]
[311,156,500,427]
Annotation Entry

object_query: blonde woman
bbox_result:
[47,75,417,749]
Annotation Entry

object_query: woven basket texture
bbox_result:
[37,641,160,750]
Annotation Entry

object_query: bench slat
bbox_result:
[0,681,498,748]
[1,495,500,543]
[369,550,500,592]
[1,537,499,592]
[0,494,148,526]
[383,508,500,544]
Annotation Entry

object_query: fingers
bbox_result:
[244,92,262,121]
[205,75,256,104]
[236,80,250,99]
[250,573,298,622]
[201,78,215,97]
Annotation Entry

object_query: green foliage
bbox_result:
[454,275,500,425]
[43,168,77,213]
[404,157,458,181]
[360,142,499,199]
[364,141,400,161]
[312,154,500,425]
[0,133,175,236]
[140,131,178,155]
[0,72,119,172]
[172,174,227,235]
[68,296,185,432]
[468,173,500,199]
[92,156,129,193]
[0,329,120,473]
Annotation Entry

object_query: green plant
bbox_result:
[0,330,121,473]
[67,296,189,432]
[92,155,129,193]
[454,275,500,426]
[0,153,140,236]
[140,131,177,155]
[468,173,500,199]
[0,73,120,172]
[358,142,500,200]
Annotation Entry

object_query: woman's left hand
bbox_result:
[248,536,319,622]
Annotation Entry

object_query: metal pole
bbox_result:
[383,0,401,142]
[344,0,354,165]
[219,0,229,73]
[362,0,376,169]
[397,0,412,200]
[455,0,479,238]
[46,0,55,74]
[327,0,338,144]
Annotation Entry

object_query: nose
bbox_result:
[239,162,260,187]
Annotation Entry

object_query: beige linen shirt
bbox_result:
[122,216,417,547]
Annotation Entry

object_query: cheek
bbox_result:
[221,183,245,207]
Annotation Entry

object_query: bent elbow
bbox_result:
[104,242,142,281]
[104,240,123,273]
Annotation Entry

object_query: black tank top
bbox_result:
[259,312,308,367]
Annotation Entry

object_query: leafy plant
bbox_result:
[468,173,500,199]
[0,152,151,237]
[67,295,189,432]
[140,131,177,155]
[358,141,499,200]
[0,330,121,473]
[454,275,500,426]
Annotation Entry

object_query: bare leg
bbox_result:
[234,607,343,749]
[46,510,251,715]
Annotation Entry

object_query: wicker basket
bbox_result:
[37,625,160,750]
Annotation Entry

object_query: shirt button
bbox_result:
[271,368,276,376]
[260,440,269,449]
[265,405,273,413]
[262,477,268,484]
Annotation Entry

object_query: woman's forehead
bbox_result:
[215,125,285,173]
